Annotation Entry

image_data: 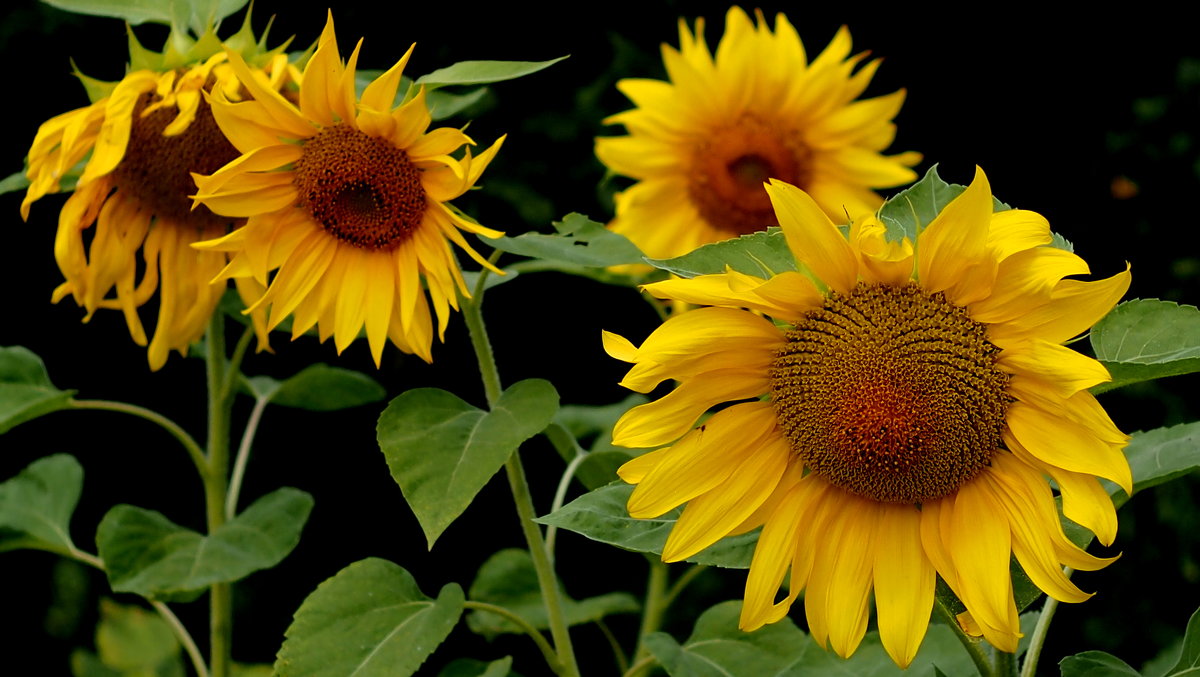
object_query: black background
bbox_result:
[2,2,1198,674]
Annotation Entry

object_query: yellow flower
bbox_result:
[192,14,504,366]
[604,168,1131,667]
[596,7,921,260]
[21,48,295,370]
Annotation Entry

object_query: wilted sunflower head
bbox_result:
[595,6,921,260]
[606,168,1131,667]
[21,15,298,369]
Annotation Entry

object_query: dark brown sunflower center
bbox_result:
[770,282,1011,503]
[112,90,239,230]
[292,124,425,251]
[688,114,812,235]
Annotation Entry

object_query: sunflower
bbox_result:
[21,40,295,370]
[604,168,1132,667]
[595,7,922,260]
[191,14,504,366]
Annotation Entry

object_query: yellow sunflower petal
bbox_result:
[873,504,934,669]
[766,179,858,293]
[611,368,771,448]
[947,478,1021,653]
[917,166,992,295]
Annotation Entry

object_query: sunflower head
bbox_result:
[605,167,1131,666]
[191,13,505,367]
[21,13,297,369]
[595,6,922,260]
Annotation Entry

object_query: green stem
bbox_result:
[934,596,993,677]
[623,655,658,677]
[204,314,234,677]
[152,600,211,677]
[544,450,588,565]
[994,649,1017,677]
[225,395,268,520]
[633,557,669,665]
[1020,572,1069,677]
[596,619,629,675]
[464,601,562,674]
[462,256,580,677]
[69,399,207,482]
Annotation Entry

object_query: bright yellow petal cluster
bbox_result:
[192,13,504,366]
[605,168,1131,667]
[596,7,921,260]
[22,51,295,369]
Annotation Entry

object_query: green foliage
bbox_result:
[416,56,569,89]
[97,488,312,600]
[1059,651,1141,676]
[71,599,185,677]
[1091,300,1200,393]
[1122,421,1200,501]
[0,346,76,434]
[0,170,29,195]
[485,213,645,268]
[245,364,386,411]
[645,228,798,279]
[535,482,758,568]
[466,548,637,638]
[274,558,463,677]
[42,0,249,34]
[0,454,83,555]
[645,600,984,677]
[378,380,559,548]
[437,657,513,677]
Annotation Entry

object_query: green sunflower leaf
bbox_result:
[878,165,1011,246]
[428,87,490,120]
[41,0,247,30]
[93,599,183,676]
[377,380,559,548]
[274,558,463,677]
[1058,651,1141,676]
[644,228,798,279]
[1090,299,1200,393]
[1122,421,1200,500]
[416,56,568,89]
[484,213,645,268]
[0,346,76,434]
[437,657,513,677]
[265,364,387,411]
[534,482,758,568]
[96,488,312,600]
[466,548,637,638]
[1164,606,1200,675]
[0,454,83,555]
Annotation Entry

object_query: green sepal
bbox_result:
[96,487,313,600]
[377,380,559,548]
[534,481,758,568]
[466,548,637,638]
[274,558,463,677]
[0,346,76,434]
[0,171,31,197]
[0,454,84,555]
[1091,300,1200,393]
[416,56,568,90]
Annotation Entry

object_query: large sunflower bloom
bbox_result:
[21,50,294,370]
[595,7,921,260]
[192,15,504,366]
[604,168,1132,667]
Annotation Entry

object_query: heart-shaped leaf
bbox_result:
[466,549,637,638]
[275,558,463,677]
[0,454,83,554]
[378,379,558,548]
[97,488,312,599]
[0,346,76,434]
